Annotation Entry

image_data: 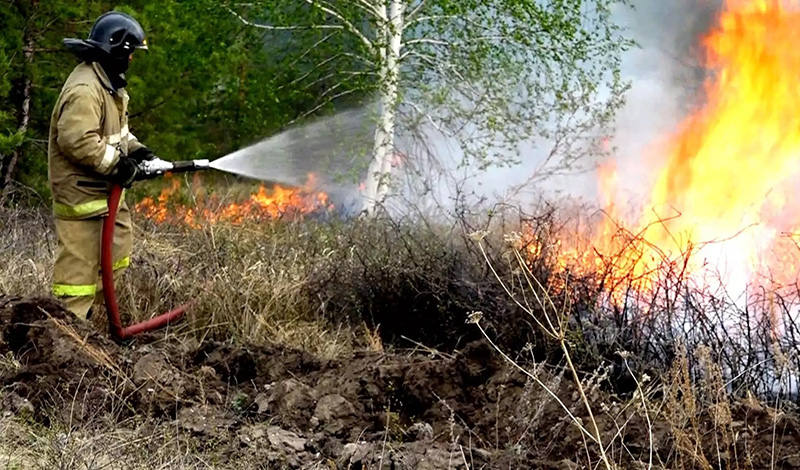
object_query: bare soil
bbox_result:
[1,296,799,469]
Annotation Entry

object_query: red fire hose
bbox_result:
[101,183,189,340]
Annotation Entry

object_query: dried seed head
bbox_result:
[469,230,490,242]
[504,232,522,245]
[466,311,483,324]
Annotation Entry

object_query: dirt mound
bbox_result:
[0,296,113,379]
[1,296,799,469]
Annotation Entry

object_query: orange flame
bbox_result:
[135,173,332,227]
[532,0,800,301]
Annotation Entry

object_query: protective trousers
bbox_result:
[52,201,132,320]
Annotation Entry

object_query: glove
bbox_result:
[109,157,139,188]
[128,146,156,163]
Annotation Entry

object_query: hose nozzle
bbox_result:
[136,158,211,180]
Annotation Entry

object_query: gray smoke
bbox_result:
[597,0,723,205]
[628,0,723,110]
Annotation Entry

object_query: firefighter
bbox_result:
[48,11,155,320]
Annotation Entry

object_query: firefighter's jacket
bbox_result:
[48,62,144,220]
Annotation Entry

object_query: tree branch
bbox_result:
[405,14,456,28]
[304,0,376,55]
[405,101,452,136]
[406,13,495,33]
[399,50,437,66]
[405,0,429,22]
[322,88,358,104]
[340,51,376,67]
[316,81,346,100]
[351,0,382,19]
[302,70,376,91]
[0,51,16,82]
[282,31,340,74]
[405,35,509,50]
[404,38,450,47]
[227,7,343,30]
[278,51,374,90]
[289,88,359,125]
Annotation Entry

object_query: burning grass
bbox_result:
[134,173,334,227]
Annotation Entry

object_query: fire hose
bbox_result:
[102,158,210,341]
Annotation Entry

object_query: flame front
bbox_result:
[538,0,800,300]
[136,173,332,227]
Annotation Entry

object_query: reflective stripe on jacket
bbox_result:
[48,62,145,220]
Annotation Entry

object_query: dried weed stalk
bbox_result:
[472,231,617,470]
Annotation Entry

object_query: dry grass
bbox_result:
[474,231,615,468]
[0,414,319,470]
[4,194,800,385]
[0,205,365,358]
[0,207,53,296]
[123,218,357,358]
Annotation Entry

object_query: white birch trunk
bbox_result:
[362,0,404,215]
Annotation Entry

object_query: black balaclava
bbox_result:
[63,39,128,91]
[99,55,129,90]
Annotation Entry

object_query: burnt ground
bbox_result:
[1,296,800,469]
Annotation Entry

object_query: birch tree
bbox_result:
[228,1,631,214]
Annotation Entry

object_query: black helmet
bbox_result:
[85,11,148,59]
[63,11,148,89]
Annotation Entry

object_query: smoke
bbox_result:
[388,0,727,218]
[629,0,722,105]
